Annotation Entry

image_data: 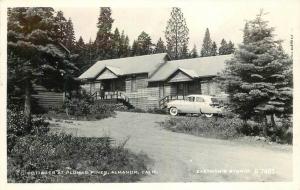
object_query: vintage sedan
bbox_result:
[166,94,224,117]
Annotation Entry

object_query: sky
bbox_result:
[56,0,299,54]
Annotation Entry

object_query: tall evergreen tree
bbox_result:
[73,36,89,74]
[94,7,114,60]
[219,39,235,55]
[181,43,189,59]
[211,41,218,56]
[86,38,95,70]
[65,18,76,51]
[155,37,166,53]
[200,28,213,57]
[191,44,198,58]
[133,31,153,56]
[76,36,85,50]
[131,40,138,56]
[243,21,251,44]
[227,40,235,54]
[7,7,78,128]
[112,28,121,58]
[220,11,292,131]
[165,7,189,60]
[124,35,131,57]
[219,39,228,55]
[54,10,67,45]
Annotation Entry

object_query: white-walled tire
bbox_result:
[169,107,178,116]
[204,113,213,118]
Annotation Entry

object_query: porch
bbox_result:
[157,77,221,108]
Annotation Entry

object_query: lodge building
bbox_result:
[79,53,231,110]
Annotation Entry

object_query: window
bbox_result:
[131,77,137,92]
[196,97,205,102]
[187,96,195,102]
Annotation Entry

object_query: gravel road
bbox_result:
[57,111,292,182]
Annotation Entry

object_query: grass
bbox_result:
[7,133,151,183]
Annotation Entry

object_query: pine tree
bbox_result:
[220,11,292,130]
[181,43,189,59]
[119,30,126,57]
[65,18,76,51]
[219,39,228,55]
[227,40,235,54]
[134,31,153,56]
[76,36,85,50]
[211,41,218,56]
[243,21,250,44]
[200,28,213,57]
[94,7,114,60]
[73,36,89,73]
[54,10,67,45]
[131,40,138,56]
[219,39,235,55]
[155,37,166,53]
[191,44,198,58]
[112,28,121,58]
[124,35,131,57]
[165,7,189,60]
[85,38,95,70]
[7,7,78,128]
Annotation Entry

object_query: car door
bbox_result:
[181,96,195,113]
[194,97,206,113]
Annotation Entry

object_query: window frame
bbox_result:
[196,97,205,102]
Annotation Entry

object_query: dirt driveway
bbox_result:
[58,111,292,182]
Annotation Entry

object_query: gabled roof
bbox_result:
[79,53,169,79]
[177,67,199,78]
[105,66,123,76]
[96,68,118,80]
[149,54,232,82]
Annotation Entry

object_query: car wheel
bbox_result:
[169,107,178,116]
[204,113,213,118]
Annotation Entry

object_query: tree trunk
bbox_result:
[24,77,32,131]
[270,114,276,127]
[263,115,268,136]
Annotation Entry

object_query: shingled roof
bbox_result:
[79,53,169,79]
[148,54,232,82]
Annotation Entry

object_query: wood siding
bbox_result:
[81,75,223,110]
[32,85,63,110]
[200,80,221,95]
[168,71,193,82]
[125,74,160,109]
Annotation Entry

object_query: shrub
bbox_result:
[126,108,147,113]
[63,91,115,120]
[7,108,49,153]
[236,121,263,137]
[160,114,293,144]
[8,134,149,183]
[160,116,244,139]
[236,117,293,144]
[64,91,93,118]
[147,108,166,114]
[268,118,293,144]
